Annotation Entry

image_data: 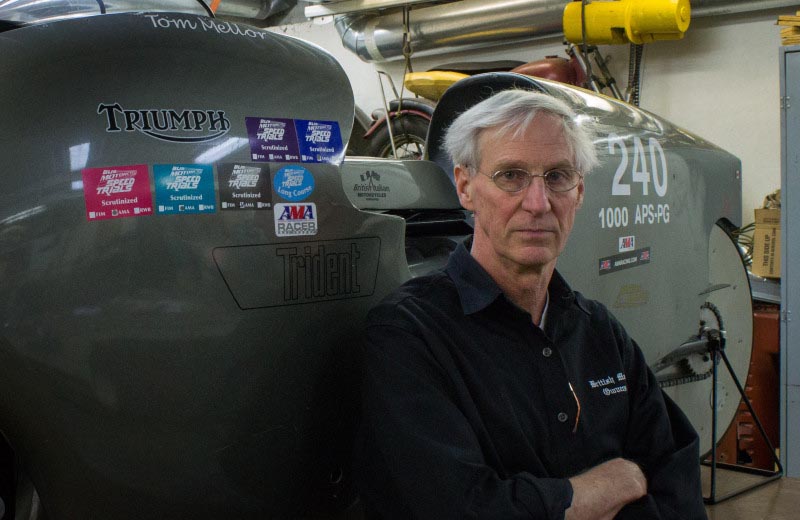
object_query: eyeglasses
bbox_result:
[480,167,583,193]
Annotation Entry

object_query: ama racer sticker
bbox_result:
[274,203,318,237]
[82,164,153,221]
[273,165,314,202]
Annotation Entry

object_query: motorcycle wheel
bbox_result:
[364,115,429,159]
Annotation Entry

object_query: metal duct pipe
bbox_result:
[216,0,297,22]
[335,0,800,62]
[335,0,564,63]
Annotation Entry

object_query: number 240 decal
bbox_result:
[607,134,668,197]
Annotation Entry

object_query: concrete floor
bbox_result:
[703,467,799,520]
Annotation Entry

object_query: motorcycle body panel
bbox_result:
[0,12,407,519]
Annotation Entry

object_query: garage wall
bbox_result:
[275,7,788,228]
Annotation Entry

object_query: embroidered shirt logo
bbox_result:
[588,372,627,396]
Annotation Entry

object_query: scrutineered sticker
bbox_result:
[218,163,271,210]
[154,164,216,214]
[274,203,318,237]
[273,165,314,202]
[246,117,300,162]
[82,164,153,221]
[295,119,344,164]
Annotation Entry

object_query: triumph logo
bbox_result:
[97,103,230,143]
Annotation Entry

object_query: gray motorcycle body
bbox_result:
[0,12,742,519]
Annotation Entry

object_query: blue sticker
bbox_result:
[154,164,216,214]
[295,120,344,164]
[273,165,314,202]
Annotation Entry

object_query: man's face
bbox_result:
[454,113,584,274]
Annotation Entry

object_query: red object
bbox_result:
[81,164,154,221]
[714,303,780,469]
[511,56,586,88]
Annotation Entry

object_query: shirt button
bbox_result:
[542,347,553,357]
[557,412,568,423]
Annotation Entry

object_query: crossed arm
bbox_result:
[567,458,647,520]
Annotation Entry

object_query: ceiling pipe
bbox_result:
[335,0,800,62]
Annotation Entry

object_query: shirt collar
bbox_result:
[445,237,588,317]
[445,238,503,315]
[538,290,550,330]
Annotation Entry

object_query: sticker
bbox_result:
[218,163,272,210]
[82,164,153,221]
[598,247,651,276]
[352,169,391,202]
[273,165,314,202]
[245,117,300,162]
[618,235,635,252]
[154,164,216,214]
[295,120,344,164]
[274,203,317,237]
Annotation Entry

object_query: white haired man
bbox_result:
[355,89,706,519]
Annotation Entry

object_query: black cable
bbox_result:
[627,43,643,106]
[581,0,594,85]
[196,0,215,18]
[96,0,106,14]
[700,301,724,340]
[402,6,413,74]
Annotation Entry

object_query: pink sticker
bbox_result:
[82,164,153,221]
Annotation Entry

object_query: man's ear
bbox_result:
[454,165,475,211]
[575,178,585,209]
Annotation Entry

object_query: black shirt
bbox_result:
[355,241,706,519]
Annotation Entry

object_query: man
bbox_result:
[354,89,706,519]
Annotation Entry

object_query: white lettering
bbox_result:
[606,134,669,198]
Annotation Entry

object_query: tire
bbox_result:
[364,115,430,159]
[346,107,371,157]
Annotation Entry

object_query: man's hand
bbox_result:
[565,458,647,520]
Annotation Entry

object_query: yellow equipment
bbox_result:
[404,71,470,101]
[563,0,691,45]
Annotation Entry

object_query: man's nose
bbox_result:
[521,176,551,214]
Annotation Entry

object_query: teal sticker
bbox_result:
[154,164,216,214]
